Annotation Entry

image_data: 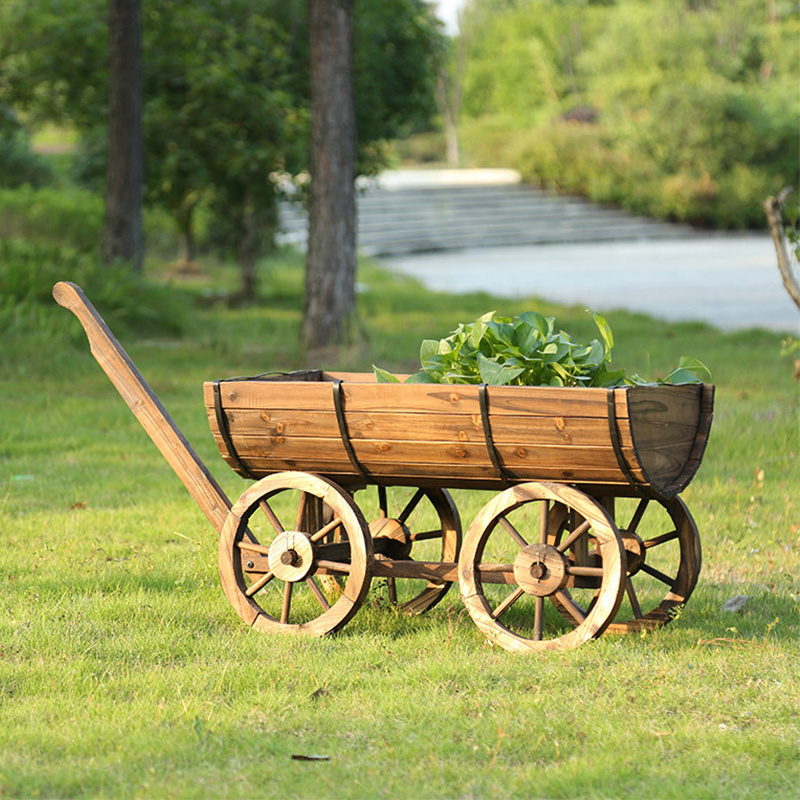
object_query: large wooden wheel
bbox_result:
[367,486,461,614]
[596,494,701,632]
[218,472,373,636]
[459,482,626,653]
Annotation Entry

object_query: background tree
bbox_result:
[103,0,144,272]
[1,0,443,302]
[302,0,358,352]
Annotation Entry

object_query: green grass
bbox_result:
[1,254,799,798]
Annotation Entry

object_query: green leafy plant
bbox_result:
[374,310,710,387]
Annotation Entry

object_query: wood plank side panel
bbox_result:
[201,379,719,492]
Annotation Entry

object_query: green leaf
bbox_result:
[419,339,440,363]
[677,356,712,380]
[477,353,526,385]
[373,365,400,383]
[404,371,436,383]
[517,311,550,338]
[589,310,614,361]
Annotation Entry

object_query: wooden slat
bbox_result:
[212,432,634,473]
[203,379,630,419]
[218,453,645,484]
[208,407,635,449]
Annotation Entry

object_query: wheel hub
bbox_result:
[268,531,315,582]
[620,530,646,576]
[513,543,568,596]
[369,517,412,559]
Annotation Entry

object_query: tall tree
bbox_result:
[103,0,144,272]
[302,0,358,352]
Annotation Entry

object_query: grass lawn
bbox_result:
[1,254,798,798]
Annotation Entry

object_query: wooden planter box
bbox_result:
[205,371,714,498]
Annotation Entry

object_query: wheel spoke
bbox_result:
[378,485,388,518]
[491,586,525,620]
[258,499,284,534]
[408,528,443,542]
[315,559,351,574]
[237,540,271,556]
[554,590,586,625]
[556,519,592,554]
[627,498,649,532]
[397,488,424,524]
[641,562,675,587]
[643,529,679,549]
[280,581,293,624]
[499,515,528,548]
[387,577,398,605]
[295,492,309,531]
[310,516,344,543]
[245,570,275,597]
[625,578,643,618]
[305,577,331,611]
[540,501,549,544]
[533,596,544,640]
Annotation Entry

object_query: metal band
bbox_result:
[606,388,652,496]
[478,384,514,484]
[332,380,369,480]
[213,381,257,480]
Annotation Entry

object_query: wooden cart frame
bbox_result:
[54,282,714,653]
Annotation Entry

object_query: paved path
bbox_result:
[370,170,798,333]
[383,235,799,334]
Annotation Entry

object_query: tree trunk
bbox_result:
[176,199,196,266]
[302,0,359,352]
[238,190,259,301]
[103,0,144,273]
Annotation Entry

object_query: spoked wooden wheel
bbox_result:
[459,482,626,653]
[596,494,701,632]
[218,472,373,636]
[367,486,461,614]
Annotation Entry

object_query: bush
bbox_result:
[0,239,191,340]
[0,186,104,251]
[0,109,56,188]
[510,115,797,229]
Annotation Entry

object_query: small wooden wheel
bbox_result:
[459,482,626,653]
[218,472,373,636]
[367,486,461,614]
[597,494,702,632]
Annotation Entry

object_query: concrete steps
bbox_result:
[278,170,695,256]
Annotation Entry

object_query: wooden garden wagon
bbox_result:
[55,281,714,653]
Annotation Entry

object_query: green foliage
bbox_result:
[0,186,178,256]
[0,239,190,339]
[458,0,800,228]
[0,108,55,188]
[375,310,710,387]
[0,186,104,251]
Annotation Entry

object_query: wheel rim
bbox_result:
[603,494,701,632]
[365,486,461,614]
[459,482,626,653]
[218,472,372,636]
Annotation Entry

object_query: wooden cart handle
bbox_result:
[53,281,232,535]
